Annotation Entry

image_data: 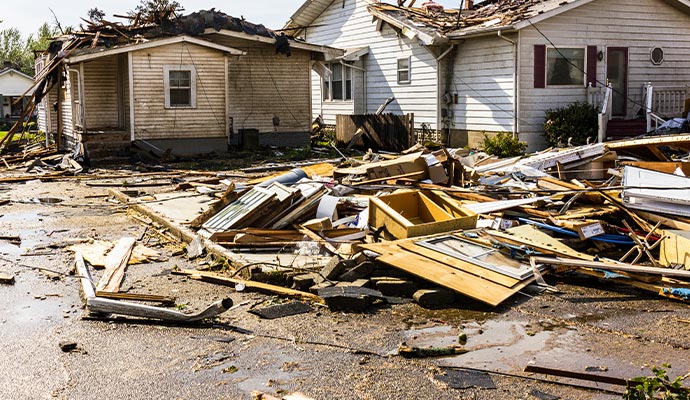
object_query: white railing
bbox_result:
[645,83,690,133]
[588,83,612,142]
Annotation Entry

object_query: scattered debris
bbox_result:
[0,272,15,285]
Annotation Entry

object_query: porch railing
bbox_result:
[587,83,612,142]
[644,83,690,133]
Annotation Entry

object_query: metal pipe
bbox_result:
[435,45,456,145]
[497,30,518,137]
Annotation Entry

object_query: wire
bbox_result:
[453,76,544,131]
[184,44,222,126]
[527,20,662,117]
[259,49,303,128]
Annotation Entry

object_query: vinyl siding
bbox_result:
[130,42,226,140]
[518,0,690,149]
[451,36,515,133]
[304,0,439,128]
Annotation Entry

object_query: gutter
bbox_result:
[497,30,518,137]
[435,45,455,145]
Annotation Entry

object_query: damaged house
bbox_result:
[284,0,690,150]
[35,10,341,160]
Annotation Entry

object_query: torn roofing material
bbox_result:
[367,0,589,38]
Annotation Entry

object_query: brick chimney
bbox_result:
[465,0,474,10]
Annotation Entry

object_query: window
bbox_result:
[322,63,352,101]
[397,57,411,84]
[164,65,196,108]
[546,48,585,86]
[650,47,664,65]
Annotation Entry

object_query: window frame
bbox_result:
[397,56,411,84]
[163,65,197,109]
[545,47,586,88]
[322,62,352,102]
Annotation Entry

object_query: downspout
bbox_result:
[341,60,366,113]
[435,44,455,145]
[497,30,518,138]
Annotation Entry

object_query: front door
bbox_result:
[606,47,628,117]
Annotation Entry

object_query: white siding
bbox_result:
[130,42,226,140]
[518,0,690,149]
[61,65,74,142]
[0,71,33,96]
[451,36,515,133]
[304,0,440,128]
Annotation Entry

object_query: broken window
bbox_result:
[323,63,352,101]
[546,48,585,86]
[397,57,411,84]
[164,65,196,108]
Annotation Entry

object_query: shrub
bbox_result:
[481,131,527,158]
[624,364,688,400]
[543,102,598,147]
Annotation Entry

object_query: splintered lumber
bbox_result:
[360,238,534,307]
[94,291,175,305]
[75,253,233,322]
[175,269,324,303]
[96,237,136,292]
[189,182,237,229]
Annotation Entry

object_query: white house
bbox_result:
[283,0,450,141]
[286,0,690,150]
[0,65,34,122]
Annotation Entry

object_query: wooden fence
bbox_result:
[336,113,414,152]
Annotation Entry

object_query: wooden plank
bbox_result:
[175,269,323,303]
[94,291,175,305]
[397,242,521,287]
[523,365,629,387]
[96,237,136,293]
[375,251,533,307]
[634,210,690,231]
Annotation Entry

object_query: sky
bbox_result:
[2,0,463,39]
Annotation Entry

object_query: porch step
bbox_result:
[605,119,647,140]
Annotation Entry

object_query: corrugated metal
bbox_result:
[131,42,226,140]
[202,187,277,232]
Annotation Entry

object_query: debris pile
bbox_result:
[89,132,690,314]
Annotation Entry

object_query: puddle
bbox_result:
[403,319,579,371]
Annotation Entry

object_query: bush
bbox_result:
[624,364,688,400]
[481,131,527,158]
[543,102,598,147]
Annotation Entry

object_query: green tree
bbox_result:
[0,22,58,76]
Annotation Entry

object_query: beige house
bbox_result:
[36,11,340,159]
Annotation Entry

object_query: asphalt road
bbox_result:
[1,178,689,400]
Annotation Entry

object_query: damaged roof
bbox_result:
[369,0,690,39]
[58,9,333,58]
[368,0,581,39]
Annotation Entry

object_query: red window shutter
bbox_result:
[586,45,597,87]
[534,45,546,88]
